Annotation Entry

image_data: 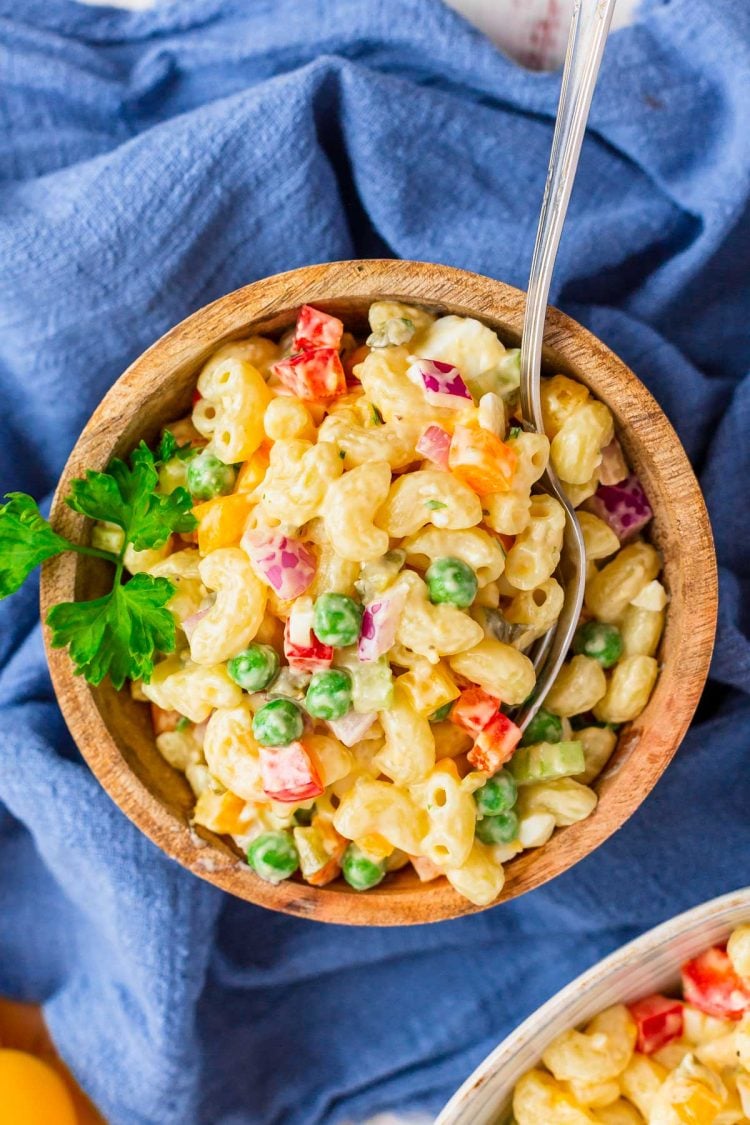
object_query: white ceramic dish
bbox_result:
[436,887,750,1124]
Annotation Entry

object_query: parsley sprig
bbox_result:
[0,440,197,689]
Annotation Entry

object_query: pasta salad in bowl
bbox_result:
[32,260,715,924]
[436,888,750,1124]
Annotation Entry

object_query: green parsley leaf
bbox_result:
[67,442,196,550]
[424,499,447,511]
[509,426,522,439]
[175,716,192,732]
[370,405,384,426]
[157,431,195,464]
[0,493,73,597]
[46,573,176,690]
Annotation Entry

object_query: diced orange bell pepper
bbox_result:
[468,712,522,773]
[306,855,343,887]
[149,704,182,735]
[192,493,254,554]
[235,444,270,494]
[449,424,517,495]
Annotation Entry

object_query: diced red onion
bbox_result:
[358,586,407,662]
[327,710,377,747]
[182,606,210,641]
[599,438,629,486]
[416,424,451,469]
[241,529,316,598]
[587,474,653,541]
[406,358,472,408]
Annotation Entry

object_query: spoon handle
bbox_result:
[516,0,617,730]
[520,0,617,428]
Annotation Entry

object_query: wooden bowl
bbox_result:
[436,887,750,1124]
[40,260,717,926]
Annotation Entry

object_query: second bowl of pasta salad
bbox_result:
[38,260,716,924]
[436,888,750,1124]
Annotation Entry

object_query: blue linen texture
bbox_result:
[0,0,748,1121]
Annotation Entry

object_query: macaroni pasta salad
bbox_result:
[511,925,750,1124]
[122,300,665,906]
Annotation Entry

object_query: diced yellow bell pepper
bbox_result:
[396,662,460,718]
[355,833,394,860]
[193,493,254,554]
[672,1081,725,1125]
[193,789,249,835]
[235,445,270,494]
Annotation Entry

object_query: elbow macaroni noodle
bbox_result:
[126,299,665,904]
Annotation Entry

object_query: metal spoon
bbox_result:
[514,0,617,731]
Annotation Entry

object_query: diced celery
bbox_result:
[335,651,394,713]
[508,740,585,785]
[466,348,521,400]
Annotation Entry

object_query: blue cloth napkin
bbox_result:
[1,0,748,1121]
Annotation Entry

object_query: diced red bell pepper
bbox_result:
[682,947,750,1020]
[628,995,684,1054]
[259,742,324,803]
[192,388,202,406]
[292,305,344,351]
[450,687,501,734]
[283,618,334,673]
[272,347,347,400]
[468,712,522,773]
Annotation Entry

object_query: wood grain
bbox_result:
[40,260,718,926]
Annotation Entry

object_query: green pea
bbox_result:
[573,620,623,668]
[475,810,519,845]
[474,769,517,817]
[252,698,304,746]
[313,593,363,647]
[247,831,299,883]
[429,701,454,722]
[520,707,563,747]
[425,557,478,608]
[305,669,352,720]
[186,449,236,500]
[227,644,280,692]
[341,844,387,891]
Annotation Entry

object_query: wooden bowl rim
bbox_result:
[40,259,717,926]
